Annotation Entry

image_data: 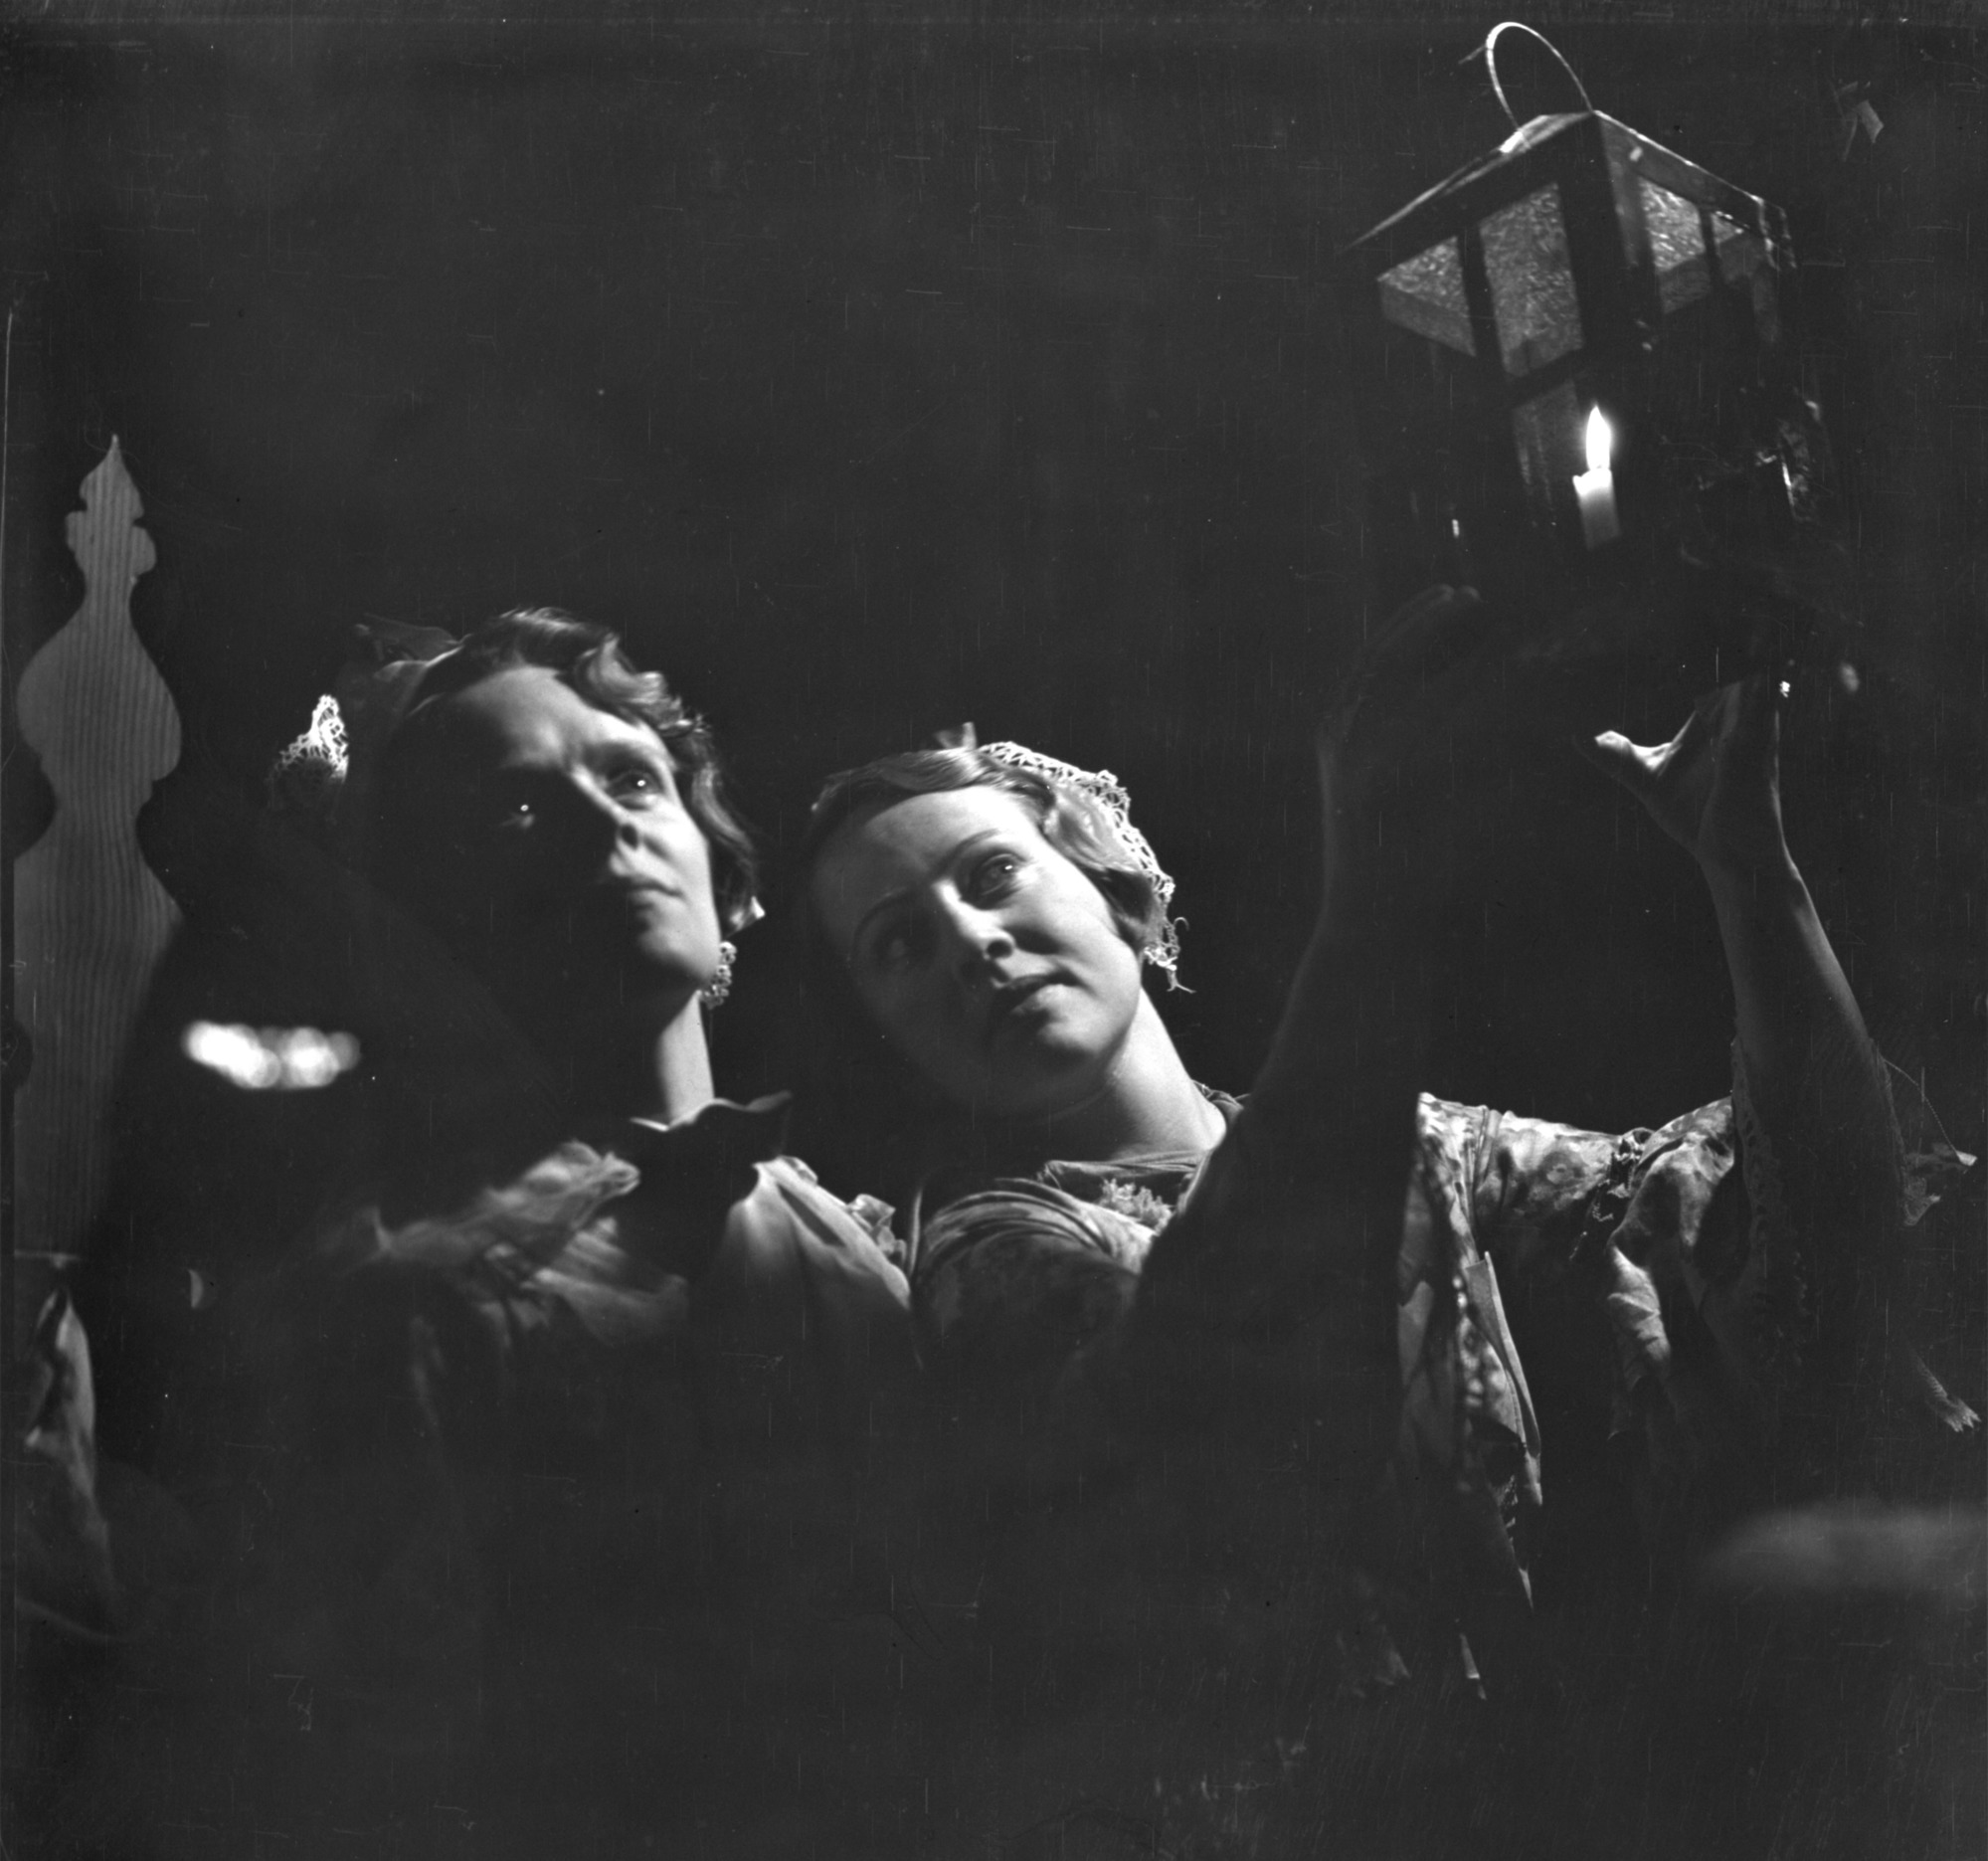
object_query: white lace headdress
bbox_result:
[957,730,1185,986]
[267,622,461,846]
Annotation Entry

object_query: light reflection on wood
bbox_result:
[14,438,182,1264]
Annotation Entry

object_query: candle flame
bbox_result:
[1584,406,1612,475]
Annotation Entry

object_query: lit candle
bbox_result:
[1572,405,1621,548]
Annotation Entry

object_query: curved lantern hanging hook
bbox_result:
[1479,22,1593,130]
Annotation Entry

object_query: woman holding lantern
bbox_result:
[794,578,1975,1808]
[791,50,1978,1739]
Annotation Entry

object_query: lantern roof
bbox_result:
[1350,112,1585,254]
[1341,108,1776,279]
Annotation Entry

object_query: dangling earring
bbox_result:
[700,941,736,1011]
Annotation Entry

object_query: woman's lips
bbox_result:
[984,974,1059,1042]
[531,879,684,934]
[605,877,684,909]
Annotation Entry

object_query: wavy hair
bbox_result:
[364,608,758,932]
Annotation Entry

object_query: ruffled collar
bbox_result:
[363,1092,796,1238]
[334,1093,803,1292]
[591,1091,795,1176]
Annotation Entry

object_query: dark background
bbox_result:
[4,0,1982,1407]
[1,5,1982,1856]
[4,6,1982,1160]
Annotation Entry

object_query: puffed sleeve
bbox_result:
[690,1155,914,1469]
[900,1181,1151,1504]
[1420,1081,1760,1565]
[1412,1042,1975,1582]
[913,1182,1147,1390]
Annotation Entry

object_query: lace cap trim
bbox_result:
[268,693,351,816]
[978,739,1186,986]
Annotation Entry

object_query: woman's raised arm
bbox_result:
[1583,672,1919,1396]
[1132,586,1495,1488]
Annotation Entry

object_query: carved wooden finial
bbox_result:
[13,437,183,1261]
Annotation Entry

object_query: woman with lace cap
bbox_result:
[795,588,1975,1849]
[59,610,919,1857]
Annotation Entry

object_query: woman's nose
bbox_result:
[557,777,638,861]
[942,903,1014,981]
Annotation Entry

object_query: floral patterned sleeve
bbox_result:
[1404,1042,1976,1604]
[1411,1080,1756,1571]
[911,1183,1149,1397]
[910,1052,1973,1635]
[1396,1069,1790,1652]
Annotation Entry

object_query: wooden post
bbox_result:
[13,439,182,1287]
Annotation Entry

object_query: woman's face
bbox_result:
[390,665,723,1027]
[811,786,1147,1119]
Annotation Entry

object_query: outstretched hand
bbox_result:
[1581,671,1795,880]
[1317,584,1496,827]
[1312,583,1533,929]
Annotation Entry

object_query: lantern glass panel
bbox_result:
[1482,184,1582,377]
[1712,213,1779,340]
[1713,211,1757,276]
[1378,239,1474,355]
[1511,379,1581,516]
[1640,179,1712,312]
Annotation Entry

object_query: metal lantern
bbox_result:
[1340,24,1830,637]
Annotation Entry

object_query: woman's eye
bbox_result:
[966,852,1022,903]
[488,788,538,831]
[607,762,670,804]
